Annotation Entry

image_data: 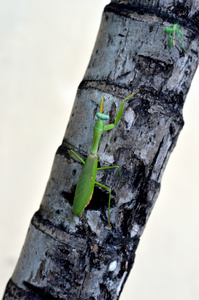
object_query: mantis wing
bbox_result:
[73,155,98,216]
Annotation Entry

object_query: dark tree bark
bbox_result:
[3,1,199,299]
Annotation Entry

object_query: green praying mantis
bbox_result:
[68,90,139,228]
[164,23,189,52]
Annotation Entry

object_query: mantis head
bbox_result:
[96,112,109,120]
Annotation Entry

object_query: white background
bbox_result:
[0,1,199,299]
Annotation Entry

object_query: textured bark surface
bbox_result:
[3,1,199,299]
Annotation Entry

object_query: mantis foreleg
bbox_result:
[104,90,139,131]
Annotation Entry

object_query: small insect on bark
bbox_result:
[68,90,139,228]
[164,23,189,52]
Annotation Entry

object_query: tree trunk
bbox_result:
[3,1,199,299]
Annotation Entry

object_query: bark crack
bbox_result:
[105,2,199,32]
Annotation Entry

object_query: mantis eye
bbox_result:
[96,112,109,120]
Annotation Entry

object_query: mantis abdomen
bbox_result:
[73,155,98,216]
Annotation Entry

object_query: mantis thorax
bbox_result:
[90,119,105,155]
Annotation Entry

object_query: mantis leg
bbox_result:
[104,90,139,131]
[68,150,85,164]
[97,165,125,182]
[95,181,112,228]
